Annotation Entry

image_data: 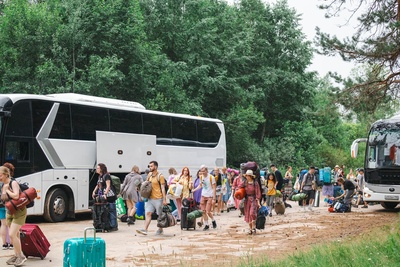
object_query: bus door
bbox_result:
[96,131,157,174]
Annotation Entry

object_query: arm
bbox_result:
[160,175,167,205]
[4,181,20,200]
[104,179,111,198]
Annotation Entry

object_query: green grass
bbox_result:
[238,216,400,267]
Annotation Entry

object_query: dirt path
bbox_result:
[0,201,398,267]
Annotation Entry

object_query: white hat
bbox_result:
[334,165,340,168]
[245,170,255,177]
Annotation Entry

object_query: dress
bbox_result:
[121,172,143,202]
[243,181,261,223]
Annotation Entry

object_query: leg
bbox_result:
[9,223,22,256]
[126,199,134,216]
[176,198,182,220]
[217,194,222,214]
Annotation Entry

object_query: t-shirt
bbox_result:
[302,172,316,191]
[343,179,356,191]
[147,172,166,199]
[275,170,284,190]
[201,174,216,197]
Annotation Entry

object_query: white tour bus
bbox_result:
[351,114,400,209]
[0,93,226,222]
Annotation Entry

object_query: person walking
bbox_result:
[1,162,14,250]
[232,170,245,217]
[92,163,118,231]
[171,167,193,221]
[265,172,277,217]
[192,165,217,231]
[136,161,167,236]
[300,166,317,211]
[0,166,27,266]
[270,164,283,192]
[120,165,143,225]
[242,170,261,235]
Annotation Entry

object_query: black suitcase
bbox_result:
[92,202,111,232]
[181,206,196,230]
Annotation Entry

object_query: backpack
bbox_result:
[256,214,266,230]
[323,167,332,184]
[10,179,35,208]
[139,173,165,199]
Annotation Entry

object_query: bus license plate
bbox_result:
[384,195,399,200]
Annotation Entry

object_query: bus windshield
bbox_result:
[367,124,400,168]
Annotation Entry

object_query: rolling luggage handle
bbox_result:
[84,227,96,243]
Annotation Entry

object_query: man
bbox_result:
[270,164,283,191]
[333,165,342,197]
[136,161,167,236]
[300,166,317,211]
[192,165,217,230]
[354,168,368,208]
[334,177,356,209]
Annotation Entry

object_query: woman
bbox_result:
[92,163,118,231]
[171,167,193,221]
[221,167,231,213]
[120,165,143,225]
[346,168,355,181]
[167,167,178,186]
[265,172,277,217]
[1,162,14,250]
[232,170,245,217]
[0,166,27,266]
[242,170,261,235]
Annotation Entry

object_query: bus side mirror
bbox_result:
[351,138,367,158]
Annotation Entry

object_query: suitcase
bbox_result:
[181,206,196,230]
[92,202,111,232]
[63,227,106,267]
[20,224,50,259]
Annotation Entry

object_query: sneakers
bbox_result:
[203,225,210,231]
[6,255,17,265]
[2,243,12,250]
[127,216,135,225]
[361,205,368,208]
[155,229,164,236]
[136,229,148,235]
[269,213,272,217]
[13,255,27,267]
[212,220,217,229]
[197,221,203,227]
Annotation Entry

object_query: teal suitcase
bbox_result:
[63,227,106,267]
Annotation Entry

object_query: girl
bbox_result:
[243,170,261,235]
[266,173,277,217]
[120,165,143,225]
[0,166,27,266]
[171,167,193,221]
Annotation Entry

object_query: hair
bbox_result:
[3,162,15,177]
[97,163,108,175]
[181,167,191,177]
[286,166,292,170]
[149,161,158,167]
[168,167,177,175]
[0,166,10,178]
[309,166,315,170]
[270,164,276,168]
[337,177,345,184]
[131,165,140,174]
[267,172,277,183]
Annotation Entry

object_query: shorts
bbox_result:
[0,207,6,219]
[144,198,163,216]
[6,207,27,226]
[302,189,315,200]
[200,196,213,212]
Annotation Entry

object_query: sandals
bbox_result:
[247,229,256,235]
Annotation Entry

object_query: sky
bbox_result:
[286,0,359,78]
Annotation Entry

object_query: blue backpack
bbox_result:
[323,167,332,184]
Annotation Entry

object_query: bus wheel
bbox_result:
[44,188,68,222]
[380,202,398,210]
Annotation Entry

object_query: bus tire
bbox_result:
[44,188,68,222]
[380,202,398,210]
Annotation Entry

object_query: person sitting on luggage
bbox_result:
[332,177,356,207]
[0,166,27,266]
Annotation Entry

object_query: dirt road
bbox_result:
[0,201,398,267]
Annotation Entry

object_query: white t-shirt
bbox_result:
[201,174,216,197]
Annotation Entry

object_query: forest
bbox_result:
[0,0,399,172]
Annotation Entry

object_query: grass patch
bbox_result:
[238,216,400,267]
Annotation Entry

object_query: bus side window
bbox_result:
[5,141,29,161]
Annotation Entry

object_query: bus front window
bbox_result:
[368,126,400,167]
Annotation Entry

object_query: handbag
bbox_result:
[157,206,176,228]
[167,183,183,200]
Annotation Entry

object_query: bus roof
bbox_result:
[0,93,222,123]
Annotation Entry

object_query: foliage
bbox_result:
[0,0,381,173]
[316,0,400,115]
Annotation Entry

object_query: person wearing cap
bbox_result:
[354,168,368,208]
[243,170,262,235]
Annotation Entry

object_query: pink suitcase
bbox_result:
[20,224,50,259]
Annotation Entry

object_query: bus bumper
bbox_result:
[363,187,400,202]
